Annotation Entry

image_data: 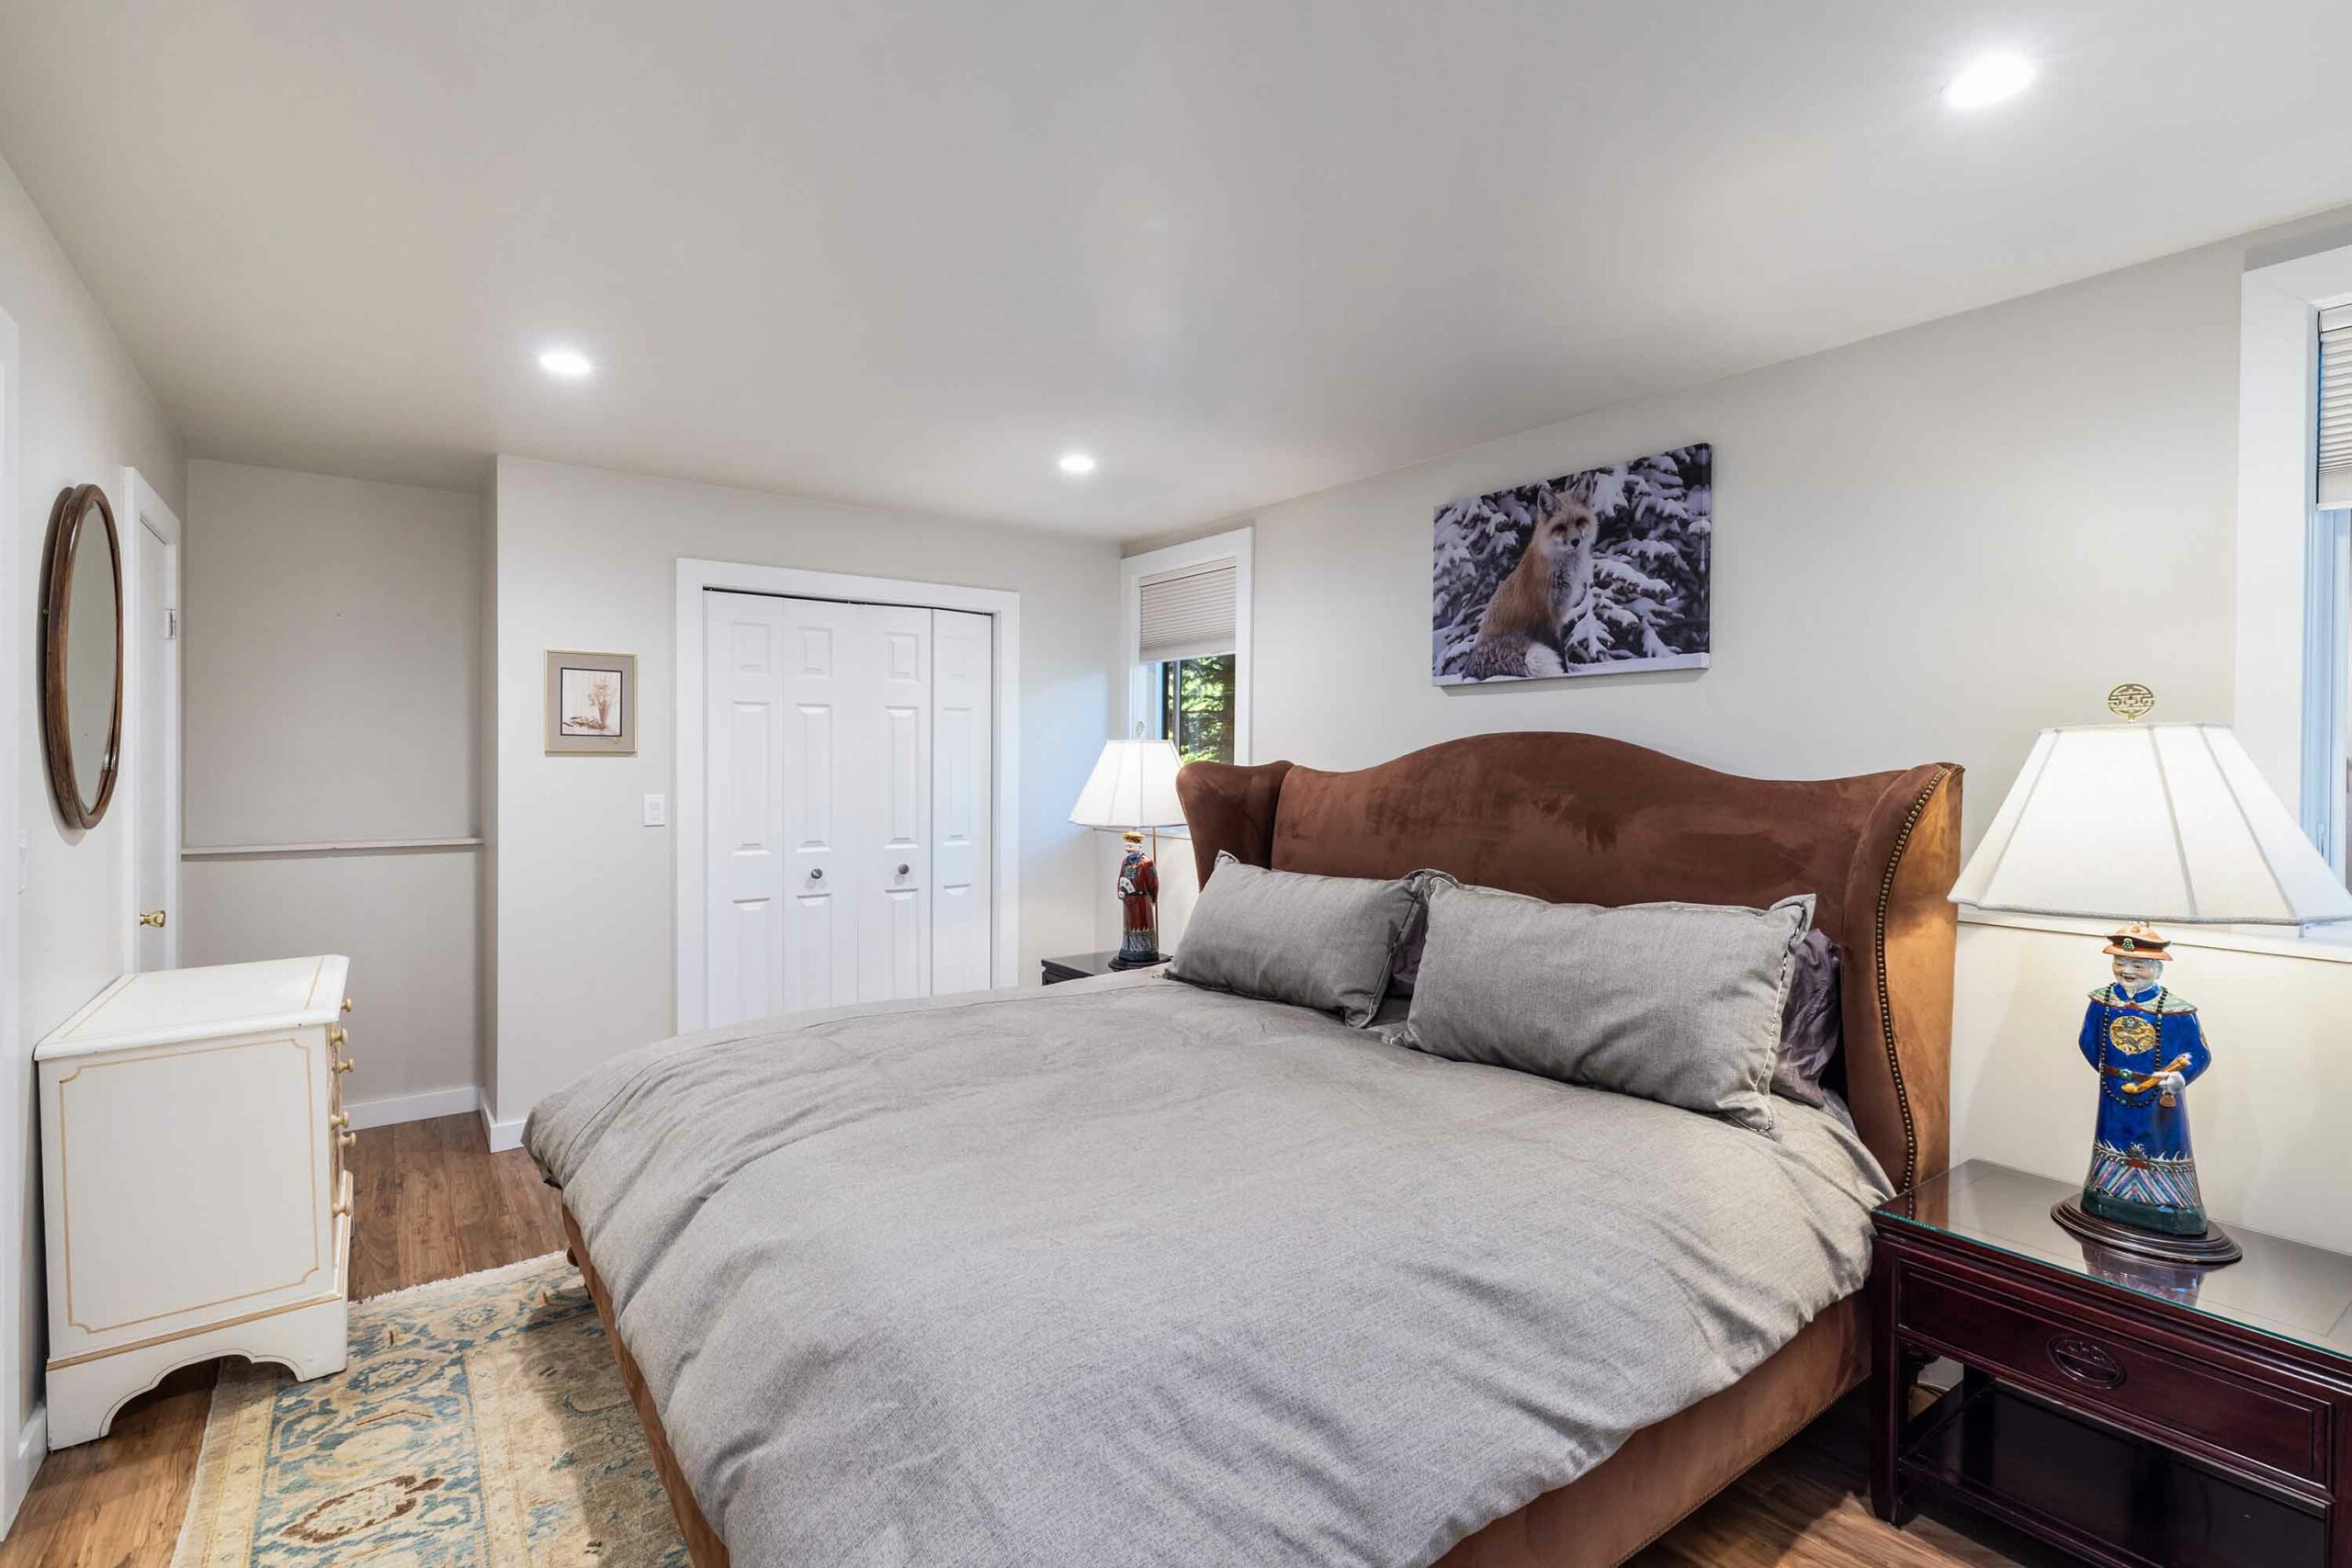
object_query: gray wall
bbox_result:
[1,147,186,1492]
[182,459,484,1115]
[490,457,1120,1125]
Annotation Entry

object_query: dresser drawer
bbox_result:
[1897,1259,2333,1486]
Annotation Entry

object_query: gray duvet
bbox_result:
[526,970,1890,1568]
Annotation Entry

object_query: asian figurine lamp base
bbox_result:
[2052,1197,2242,1267]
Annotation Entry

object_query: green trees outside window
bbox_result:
[1157,654,1236,763]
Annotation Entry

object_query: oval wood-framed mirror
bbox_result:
[39,483,123,829]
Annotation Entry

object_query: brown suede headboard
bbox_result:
[1174,733,1961,1193]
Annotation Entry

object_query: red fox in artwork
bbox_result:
[1463,490,1597,680]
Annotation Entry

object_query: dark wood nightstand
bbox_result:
[1871,1160,2352,1568]
[1040,951,1129,985]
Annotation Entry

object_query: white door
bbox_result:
[124,473,181,972]
[701,593,989,1025]
[857,604,932,1002]
[931,610,993,994]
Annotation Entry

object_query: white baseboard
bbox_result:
[478,1096,526,1154]
[5,1404,45,1534]
[345,1085,483,1132]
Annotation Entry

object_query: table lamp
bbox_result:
[1069,733,1186,969]
[1950,696,2352,1267]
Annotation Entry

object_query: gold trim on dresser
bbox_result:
[55,1036,323,1335]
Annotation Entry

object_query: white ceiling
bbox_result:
[4,2,2351,537]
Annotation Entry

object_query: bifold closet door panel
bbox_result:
[781,599,865,1011]
[855,604,933,1003]
[932,609,993,994]
[704,591,790,1027]
[703,591,862,1026]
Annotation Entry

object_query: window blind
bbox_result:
[2322,303,2352,506]
[1137,558,1238,664]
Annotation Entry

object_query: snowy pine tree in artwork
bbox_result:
[1430,443,1712,682]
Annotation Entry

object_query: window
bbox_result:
[1157,653,1237,763]
[2241,248,2352,892]
[1122,527,1252,773]
[2309,307,2352,878]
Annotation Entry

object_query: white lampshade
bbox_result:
[1951,723,2352,926]
[1069,737,1187,830]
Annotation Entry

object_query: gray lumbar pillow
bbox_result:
[1392,881,1815,1134]
[1168,852,1423,1026]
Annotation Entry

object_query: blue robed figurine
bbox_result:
[2064,922,2233,1258]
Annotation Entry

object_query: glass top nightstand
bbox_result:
[1878,1159,2352,1362]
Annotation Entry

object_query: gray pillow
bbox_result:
[1393,882,1815,1133]
[1168,852,1420,1026]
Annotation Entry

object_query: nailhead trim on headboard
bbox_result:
[1872,764,1952,1193]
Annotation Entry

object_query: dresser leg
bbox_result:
[1869,1249,1917,1527]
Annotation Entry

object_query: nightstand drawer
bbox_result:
[1899,1261,2333,1485]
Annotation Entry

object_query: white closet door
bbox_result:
[931,610,993,994]
[703,592,993,1022]
[784,599,865,1010]
[704,592,862,1024]
[857,604,933,1002]
[704,592,789,1026]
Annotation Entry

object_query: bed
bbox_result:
[530,730,1960,1567]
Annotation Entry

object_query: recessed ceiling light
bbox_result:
[1057,451,1097,476]
[537,347,594,378]
[1943,54,2034,110]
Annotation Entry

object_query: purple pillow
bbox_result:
[1770,930,1842,1107]
[1387,869,1457,997]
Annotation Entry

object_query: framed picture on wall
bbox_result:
[545,650,637,754]
[1430,442,1712,684]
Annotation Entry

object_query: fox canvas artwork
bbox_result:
[1430,443,1712,683]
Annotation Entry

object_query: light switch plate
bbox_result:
[643,794,668,828]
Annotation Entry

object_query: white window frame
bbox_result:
[2239,245,2352,872]
[1122,526,1252,770]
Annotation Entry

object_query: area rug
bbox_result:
[172,1253,691,1566]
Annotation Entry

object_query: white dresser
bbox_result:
[36,955,356,1447]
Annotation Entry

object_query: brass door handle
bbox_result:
[329,1111,350,1130]
[342,997,353,1014]
[338,1130,356,1149]
[334,1056,356,1075]
[328,1025,347,1047]
[138,909,166,928]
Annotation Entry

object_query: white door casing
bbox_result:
[932,610,993,996]
[676,561,1022,1033]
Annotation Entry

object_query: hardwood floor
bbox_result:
[0,1112,2054,1568]
[0,1115,562,1568]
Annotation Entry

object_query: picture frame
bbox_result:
[545,650,637,755]
[1430,442,1712,684]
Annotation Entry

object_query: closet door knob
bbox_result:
[329,1111,350,1130]
[809,868,824,881]
[342,997,354,1014]
[338,1130,356,1149]
[898,863,910,876]
[328,1025,347,1047]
